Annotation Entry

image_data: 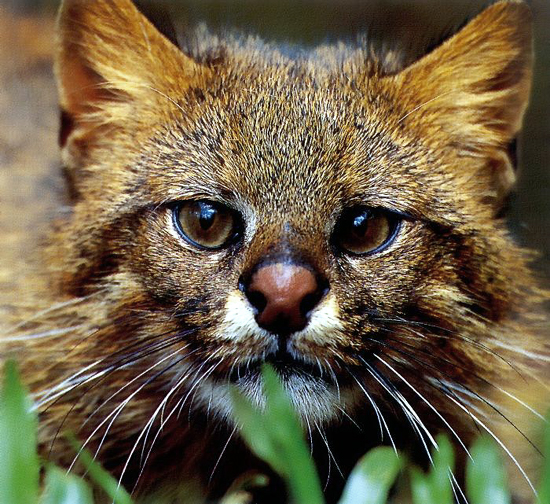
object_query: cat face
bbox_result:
[128,75,470,423]
[54,0,533,431]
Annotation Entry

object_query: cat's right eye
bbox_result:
[173,201,240,250]
[333,206,401,256]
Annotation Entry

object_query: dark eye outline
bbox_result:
[172,200,243,251]
[332,206,403,257]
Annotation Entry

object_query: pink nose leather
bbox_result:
[247,263,320,334]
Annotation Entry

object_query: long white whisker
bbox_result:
[34,360,109,408]
[361,358,436,461]
[443,391,537,495]
[208,425,238,484]
[492,341,550,363]
[323,358,340,401]
[348,366,395,452]
[83,347,189,428]
[1,326,82,342]
[374,354,471,460]
[4,292,103,333]
[303,412,314,455]
[68,352,190,472]
[314,421,344,489]
[117,367,198,491]
[450,471,470,504]
[134,361,222,491]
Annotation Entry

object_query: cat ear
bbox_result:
[55,0,208,156]
[393,0,532,197]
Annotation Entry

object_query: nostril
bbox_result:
[246,289,267,313]
[300,282,329,317]
[300,292,320,316]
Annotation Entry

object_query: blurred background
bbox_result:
[1,0,548,273]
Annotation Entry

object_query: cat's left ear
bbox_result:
[392,0,532,198]
[55,0,209,156]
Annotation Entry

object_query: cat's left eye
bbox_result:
[173,200,241,250]
[333,207,401,256]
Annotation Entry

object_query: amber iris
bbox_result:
[334,207,400,255]
[174,201,238,249]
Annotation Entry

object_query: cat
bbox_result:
[0,0,548,502]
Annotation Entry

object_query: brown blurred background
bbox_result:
[1,0,548,274]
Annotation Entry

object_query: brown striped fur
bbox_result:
[0,1,548,502]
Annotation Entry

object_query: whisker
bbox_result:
[450,471,470,504]
[335,404,362,432]
[44,329,200,458]
[360,358,436,461]
[323,358,341,401]
[365,333,542,454]
[492,340,550,363]
[38,327,197,408]
[436,380,542,456]
[314,420,345,489]
[1,326,82,343]
[69,352,192,472]
[4,291,105,333]
[208,425,238,484]
[442,390,537,495]
[373,354,471,460]
[346,366,395,451]
[117,365,199,493]
[375,316,523,376]
[83,346,193,428]
[303,412,314,455]
[133,360,223,493]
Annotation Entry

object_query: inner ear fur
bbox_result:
[55,0,208,147]
[391,0,533,197]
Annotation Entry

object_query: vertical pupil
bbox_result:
[198,203,216,230]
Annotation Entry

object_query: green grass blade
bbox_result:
[230,365,325,504]
[0,360,39,504]
[337,446,402,504]
[41,466,94,504]
[429,435,454,504]
[68,434,134,504]
[411,467,434,504]
[466,436,511,504]
[229,386,286,475]
[535,410,550,504]
[260,364,325,504]
[411,435,454,504]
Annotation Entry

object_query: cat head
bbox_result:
[53,0,533,425]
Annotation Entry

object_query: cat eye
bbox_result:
[173,200,241,250]
[333,207,401,256]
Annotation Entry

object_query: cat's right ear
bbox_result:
[390,0,532,203]
[55,0,209,170]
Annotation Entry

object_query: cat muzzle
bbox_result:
[241,262,328,335]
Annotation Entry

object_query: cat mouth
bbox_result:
[222,349,348,425]
[228,350,328,383]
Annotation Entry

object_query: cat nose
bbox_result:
[242,263,327,334]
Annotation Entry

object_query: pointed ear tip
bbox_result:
[55,0,89,38]
[57,0,86,20]
[475,1,533,56]
[488,0,532,25]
